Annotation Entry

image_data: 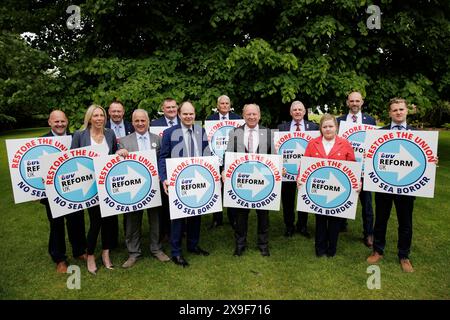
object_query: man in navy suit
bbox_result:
[278,101,319,238]
[206,95,242,229]
[158,101,211,267]
[105,101,134,138]
[105,101,134,249]
[41,110,87,273]
[337,91,376,248]
[150,98,180,243]
[367,98,428,273]
[206,95,241,120]
[151,97,180,127]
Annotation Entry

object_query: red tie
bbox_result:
[295,122,301,131]
[352,115,357,123]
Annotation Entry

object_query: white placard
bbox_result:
[338,121,379,164]
[223,152,282,211]
[204,120,245,166]
[363,130,438,198]
[40,146,101,218]
[6,136,72,203]
[273,130,320,181]
[94,150,162,217]
[166,156,222,220]
[149,126,168,138]
[297,156,362,220]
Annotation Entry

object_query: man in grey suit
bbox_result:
[225,103,272,257]
[117,109,171,268]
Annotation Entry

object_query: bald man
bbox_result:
[40,110,87,273]
[337,92,376,247]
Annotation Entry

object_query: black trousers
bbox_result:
[234,208,269,250]
[86,206,118,255]
[281,181,308,231]
[373,193,414,259]
[43,201,86,263]
[159,182,171,240]
[315,215,342,256]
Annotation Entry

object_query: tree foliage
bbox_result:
[1,0,449,129]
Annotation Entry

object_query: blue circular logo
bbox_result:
[19,145,60,190]
[306,167,351,208]
[278,138,308,176]
[175,165,215,208]
[54,157,97,202]
[231,161,275,202]
[211,126,235,160]
[105,160,152,205]
[373,139,426,186]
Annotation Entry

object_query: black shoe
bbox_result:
[171,255,189,267]
[259,248,270,257]
[233,247,245,256]
[188,246,210,256]
[298,229,311,238]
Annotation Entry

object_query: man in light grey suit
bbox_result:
[117,109,171,268]
[225,103,273,257]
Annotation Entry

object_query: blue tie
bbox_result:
[188,129,195,157]
[222,116,226,120]
[393,125,403,130]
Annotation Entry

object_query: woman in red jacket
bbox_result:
[297,114,356,257]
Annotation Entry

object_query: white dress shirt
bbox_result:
[111,120,126,138]
[322,137,335,156]
[244,124,259,153]
[290,119,305,131]
[346,111,362,124]
[136,131,151,151]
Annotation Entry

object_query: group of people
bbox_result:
[41,92,428,275]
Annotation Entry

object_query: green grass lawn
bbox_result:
[0,127,449,299]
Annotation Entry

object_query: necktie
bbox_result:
[114,125,121,137]
[139,135,148,150]
[168,120,174,127]
[295,121,301,131]
[188,129,195,157]
[222,116,226,120]
[393,125,403,130]
[248,129,254,153]
[352,115,357,123]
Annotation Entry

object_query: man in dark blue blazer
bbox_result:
[150,97,180,127]
[206,95,242,121]
[105,101,134,249]
[206,95,242,229]
[158,101,212,267]
[337,91,376,247]
[278,101,319,238]
[150,97,180,243]
[367,98,425,273]
[105,101,134,138]
[40,110,87,273]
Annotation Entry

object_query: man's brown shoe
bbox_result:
[366,252,383,264]
[75,253,87,261]
[400,259,414,273]
[56,261,68,273]
[154,251,171,262]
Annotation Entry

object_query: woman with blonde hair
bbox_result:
[71,104,118,274]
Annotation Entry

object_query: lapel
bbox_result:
[312,138,326,157]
